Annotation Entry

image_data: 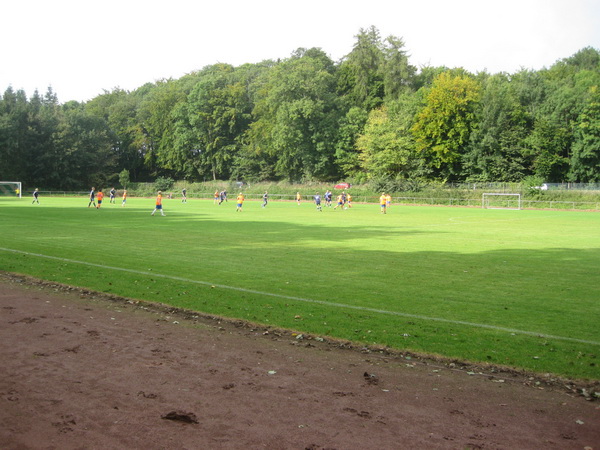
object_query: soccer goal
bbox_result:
[0,181,22,198]
[482,193,521,210]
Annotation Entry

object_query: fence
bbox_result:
[7,190,600,211]
[446,182,600,191]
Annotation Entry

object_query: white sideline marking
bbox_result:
[2,246,599,346]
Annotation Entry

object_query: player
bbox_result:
[262,191,268,208]
[314,193,322,211]
[380,192,387,214]
[236,192,245,212]
[346,192,352,209]
[219,190,228,205]
[325,190,332,207]
[32,188,40,204]
[182,188,187,203]
[334,193,344,210]
[151,191,165,216]
[109,187,116,204]
[96,189,104,209]
[296,192,301,205]
[385,193,392,209]
[214,190,220,204]
[121,190,127,207]
[87,187,96,208]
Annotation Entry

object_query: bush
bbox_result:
[154,176,175,192]
[522,175,546,199]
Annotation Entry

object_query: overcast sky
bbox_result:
[2,0,599,103]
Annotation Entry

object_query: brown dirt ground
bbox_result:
[1,273,599,450]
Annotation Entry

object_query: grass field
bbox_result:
[1,195,599,380]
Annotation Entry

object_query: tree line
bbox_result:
[1,26,599,190]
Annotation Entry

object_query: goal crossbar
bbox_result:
[482,193,521,210]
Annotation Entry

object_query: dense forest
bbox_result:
[1,27,599,190]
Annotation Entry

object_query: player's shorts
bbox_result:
[97,200,102,204]
[156,205,162,209]
[337,202,343,206]
[237,203,243,208]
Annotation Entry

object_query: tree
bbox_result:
[248,49,340,180]
[85,89,148,182]
[411,71,481,179]
[526,50,600,181]
[0,88,35,183]
[334,106,369,178]
[569,85,600,181]
[464,73,532,181]
[170,64,254,180]
[337,26,415,110]
[381,35,416,100]
[52,105,116,188]
[356,94,420,180]
[136,79,187,178]
[119,169,130,188]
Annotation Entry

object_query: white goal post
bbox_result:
[482,193,521,210]
[0,181,22,198]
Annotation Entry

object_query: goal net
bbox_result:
[0,181,22,198]
[482,193,521,210]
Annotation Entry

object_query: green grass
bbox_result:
[1,195,599,380]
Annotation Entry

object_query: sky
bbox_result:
[2,0,599,103]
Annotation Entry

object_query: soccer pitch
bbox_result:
[1,196,598,379]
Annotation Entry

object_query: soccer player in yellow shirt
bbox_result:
[236,192,245,212]
[380,193,387,214]
[334,194,344,210]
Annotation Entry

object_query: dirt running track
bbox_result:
[0,273,599,449]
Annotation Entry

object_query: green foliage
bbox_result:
[119,169,130,188]
[465,73,532,181]
[356,94,421,180]
[249,48,340,181]
[154,176,174,191]
[569,85,600,181]
[411,71,482,179]
[521,175,546,199]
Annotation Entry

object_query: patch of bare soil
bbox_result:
[1,272,598,449]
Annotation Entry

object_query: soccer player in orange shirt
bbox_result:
[151,191,165,216]
[96,189,104,209]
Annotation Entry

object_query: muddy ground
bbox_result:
[0,273,598,449]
